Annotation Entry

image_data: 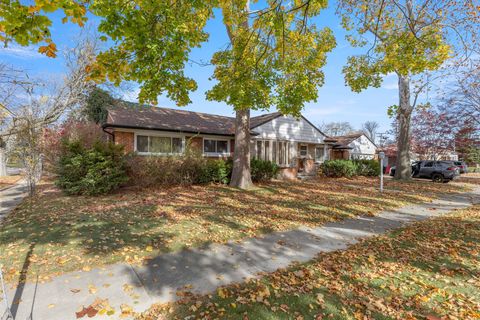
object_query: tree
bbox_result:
[0,39,95,193]
[452,118,479,164]
[319,121,354,136]
[440,60,480,127]
[410,108,455,160]
[362,121,380,143]
[1,1,336,189]
[83,87,115,124]
[337,0,479,180]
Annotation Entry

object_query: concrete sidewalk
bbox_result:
[0,179,28,224]
[1,186,479,320]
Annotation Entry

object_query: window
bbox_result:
[315,146,325,162]
[300,145,308,157]
[204,139,230,154]
[423,161,434,167]
[264,141,270,161]
[255,140,290,166]
[256,141,262,159]
[136,135,183,154]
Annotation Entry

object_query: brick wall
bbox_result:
[114,131,134,153]
[186,136,203,153]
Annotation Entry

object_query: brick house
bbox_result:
[103,102,338,179]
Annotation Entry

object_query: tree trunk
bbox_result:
[0,148,6,176]
[394,74,414,180]
[230,109,253,189]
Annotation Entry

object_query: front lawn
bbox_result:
[0,177,470,284]
[140,204,480,320]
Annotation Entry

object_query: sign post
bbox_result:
[379,152,385,193]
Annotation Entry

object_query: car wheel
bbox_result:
[432,174,444,183]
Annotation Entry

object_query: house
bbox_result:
[102,103,338,179]
[330,133,377,160]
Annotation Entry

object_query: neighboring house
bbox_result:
[103,103,338,179]
[331,133,377,160]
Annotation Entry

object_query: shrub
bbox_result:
[320,160,358,178]
[354,159,381,177]
[55,140,128,195]
[199,159,232,184]
[251,158,279,182]
[42,120,106,173]
[320,159,381,178]
[126,154,205,187]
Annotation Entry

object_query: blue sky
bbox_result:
[0,3,400,133]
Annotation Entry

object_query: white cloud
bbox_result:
[0,44,44,59]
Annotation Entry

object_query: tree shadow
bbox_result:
[138,206,480,319]
[0,177,474,286]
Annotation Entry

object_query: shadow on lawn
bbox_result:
[137,205,480,320]
[0,177,471,284]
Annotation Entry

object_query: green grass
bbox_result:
[141,204,480,320]
[0,176,470,284]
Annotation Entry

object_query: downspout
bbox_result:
[102,126,115,143]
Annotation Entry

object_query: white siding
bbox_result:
[349,135,377,158]
[252,115,326,143]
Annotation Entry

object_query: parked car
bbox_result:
[389,160,460,182]
[452,160,468,174]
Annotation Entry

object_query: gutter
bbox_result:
[102,124,260,137]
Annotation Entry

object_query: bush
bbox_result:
[126,154,205,187]
[199,159,232,184]
[354,159,381,177]
[320,160,358,178]
[320,159,381,178]
[251,158,279,182]
[55,140,128,195]
[126,148,233,187]
[42,120,106,173]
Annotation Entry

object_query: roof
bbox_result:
[103,102,282,136]
[250,112,282,128]
[331,132,377,149]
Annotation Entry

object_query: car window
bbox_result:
[440,161,453,166]
[423,161,434,167]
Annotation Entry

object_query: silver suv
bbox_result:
[390,160,460,183]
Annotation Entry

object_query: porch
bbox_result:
[252,140,334,180]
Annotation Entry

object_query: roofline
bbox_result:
[332,132,378,149]
[103,124,235,137]
[249,112,329,139]
[102,123,260,137]
[361,133,378,148]
[249,112,283,129]
[300,115,329,138]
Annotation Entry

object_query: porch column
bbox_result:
[324,144,328,161]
